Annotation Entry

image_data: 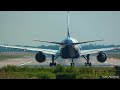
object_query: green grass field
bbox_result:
[0,53,35,61]
[107,52,120,59]
[0,65,119,79]
[0,55,25,61]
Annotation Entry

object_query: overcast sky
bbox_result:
[0,11,120,46]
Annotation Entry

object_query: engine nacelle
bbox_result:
[97,52,107,63]
[35,51,46,63]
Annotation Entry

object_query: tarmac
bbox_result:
[0,55,120,68]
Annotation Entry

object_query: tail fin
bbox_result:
[67,11,70,38]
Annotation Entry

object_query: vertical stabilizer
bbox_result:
[67,11,70,38]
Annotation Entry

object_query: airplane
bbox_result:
[0,11,120,67]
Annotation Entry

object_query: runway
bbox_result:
[0,55,120,68]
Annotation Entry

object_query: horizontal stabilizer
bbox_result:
[33,39,103,45]
[72,39,103,45]
[33,40,64,45]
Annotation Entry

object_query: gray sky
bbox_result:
[0,11,120,46]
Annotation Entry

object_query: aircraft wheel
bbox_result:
[54,62,56,66]
[50,62,56,67]
[73,63,74,66]
[71,63,74,66]
[89,62,91,66]
[50,63,52,67]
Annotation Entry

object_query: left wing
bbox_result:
[81,47,120,55]
[0,44,58,55]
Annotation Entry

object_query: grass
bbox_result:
[0,53,35,61]
[0,65,119,79]
[0,55,25,61]
[107,52,120,59]
[0,65,55,79]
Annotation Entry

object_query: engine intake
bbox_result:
[35,51,46,63]
[97,52,107,63]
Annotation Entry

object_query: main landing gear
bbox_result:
[82,54,91,66]
[50,55,56,67]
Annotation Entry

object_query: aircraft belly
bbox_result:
[61,45,79,59]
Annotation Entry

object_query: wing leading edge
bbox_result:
[0,45,58,55]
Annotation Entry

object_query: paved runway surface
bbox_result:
[0,55,120,68]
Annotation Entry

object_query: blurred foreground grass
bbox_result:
[0,65,119,79]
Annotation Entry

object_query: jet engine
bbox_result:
[97,52,107,63]
[35,51,46,63]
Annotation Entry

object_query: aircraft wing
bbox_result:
[0,44,58,55]
[81,47,120,55]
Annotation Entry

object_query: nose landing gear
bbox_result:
[71,58,74,66]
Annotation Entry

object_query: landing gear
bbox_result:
[50,55,56,67]
[50,62,56,67]
[85,62,91,66]
[71,58,74,66]
[82,54,92,66]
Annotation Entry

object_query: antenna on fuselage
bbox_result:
[67,11,70,38]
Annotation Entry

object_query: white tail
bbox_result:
[67,11,70,38]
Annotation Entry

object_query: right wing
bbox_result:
[81,47,120,55]
[0,44,58,55]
